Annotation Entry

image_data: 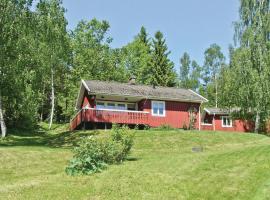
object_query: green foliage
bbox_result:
[220,0,270,132]
[202,44,226,107]
[121,27,152,84]
[150,31,177,87]
[179,52,191,88]
[66,125,134,175]
[189,60,202,91]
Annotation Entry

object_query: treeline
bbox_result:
[0,0,269,136]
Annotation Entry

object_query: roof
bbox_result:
[86,80,207,101]
[204,107,240,115]
[76,80,208,109]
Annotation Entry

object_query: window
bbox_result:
[221,116,232,127]
[151,101,165,117]
[96,101,128,110]
[107,103,115,109]
[96,102,105,109]
[117,104,126,110]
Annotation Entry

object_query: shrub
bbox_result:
[66,125,134,175]
[111,124,134,158]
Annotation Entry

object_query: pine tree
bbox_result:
[150,31,176,87]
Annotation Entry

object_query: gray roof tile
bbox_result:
[84,80,207,103]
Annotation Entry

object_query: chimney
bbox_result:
[129,76,136,85]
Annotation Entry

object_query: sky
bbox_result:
[62,0,240,68]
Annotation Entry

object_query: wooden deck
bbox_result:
[70,108,149,130]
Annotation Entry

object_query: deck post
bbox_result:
[213,114,216,131]
[83,109,86,131]
[199,104,201,131]
[105,123,107,131]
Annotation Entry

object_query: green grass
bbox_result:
[1,126,270,200]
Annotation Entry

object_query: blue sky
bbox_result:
[63,0,239,69]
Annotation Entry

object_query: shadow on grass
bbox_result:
[0,128,97,149]
[126,157,139,162]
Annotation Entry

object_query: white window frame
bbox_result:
[221,116,232,127]
[151,100,166,117]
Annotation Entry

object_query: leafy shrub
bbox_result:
[66,125,134,175]
[111,124,134,158]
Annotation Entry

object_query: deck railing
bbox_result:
[70,108,149,130]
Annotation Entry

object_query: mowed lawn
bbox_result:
[1,126,270,200]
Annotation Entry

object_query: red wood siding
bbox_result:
[70,109,149,130]
[71,93,202,130]
[214,115,254,132]
[139,99,200,129]
[81,92,95,108]
[84,109,149,125]
[202,114,254,132]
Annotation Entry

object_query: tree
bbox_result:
[71,19,127,82]
[224,0,270,132]
[202,44,225,107]
[179,52,191,88]
[137,26,150,46]
[0,0,37,136]
[121,26,152,84]
[36,0,70,129]
[150,31,176,87]
[189,60,202,91]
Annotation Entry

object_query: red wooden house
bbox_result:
[70,79,208,130]
[201,107,254,132]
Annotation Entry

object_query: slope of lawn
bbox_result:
[1,125,270,200]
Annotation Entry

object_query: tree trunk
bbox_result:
[255,110,260,133]
[0,95,7,138]
[49,68,55,130]
[40,84,45,122]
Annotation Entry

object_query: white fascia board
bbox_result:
[188,89,208,103]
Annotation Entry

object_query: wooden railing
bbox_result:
[70,108,149,131]
[70,109,83,131]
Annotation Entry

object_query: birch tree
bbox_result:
[202,44,225,108]
[224,0,270,132]
[36,0,69,129]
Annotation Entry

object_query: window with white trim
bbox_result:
[96,101,128,110]
[221,116,232,127]
[151,101,165,117]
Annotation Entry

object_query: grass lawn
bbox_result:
[1,125,270,200]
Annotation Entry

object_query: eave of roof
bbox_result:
[204,107,233,115]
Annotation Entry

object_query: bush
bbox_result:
[66,125,134,175]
